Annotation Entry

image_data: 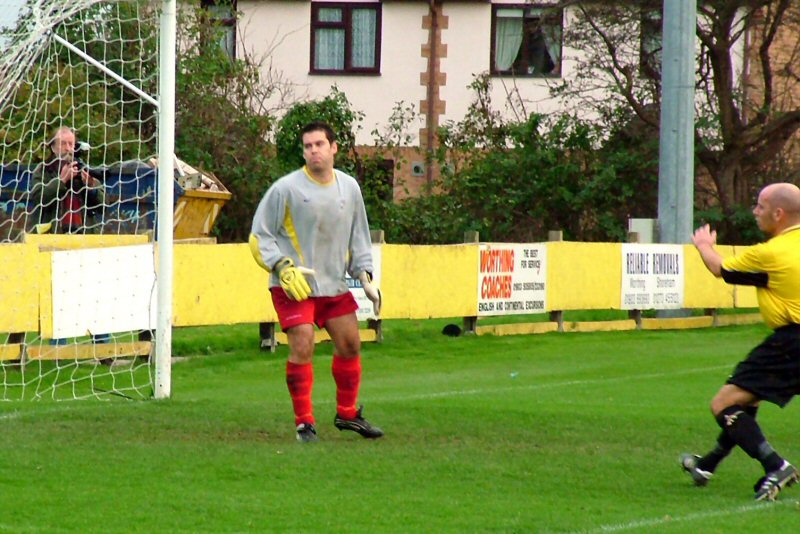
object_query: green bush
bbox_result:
[385,74,662,244]
[173,6,276,243]
[695,204,762,245]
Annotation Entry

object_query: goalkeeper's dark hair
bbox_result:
[301,121,336,145]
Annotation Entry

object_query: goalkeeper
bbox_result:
[250,121,383,443]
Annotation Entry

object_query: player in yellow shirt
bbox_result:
[682,182,800,501]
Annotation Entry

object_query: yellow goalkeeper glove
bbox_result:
[358,271,381,316]
[274,257,313,301]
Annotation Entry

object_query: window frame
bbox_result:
[490,3,563,78]
[201,0,237,60]
[309,2,382,76]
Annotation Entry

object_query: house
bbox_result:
[217,1,571,196]
[212,2,798,201]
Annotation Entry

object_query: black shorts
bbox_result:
[727,324,800,407]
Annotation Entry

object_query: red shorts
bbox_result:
[270,287,359,330]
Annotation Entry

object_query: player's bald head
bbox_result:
[761,182,800,216]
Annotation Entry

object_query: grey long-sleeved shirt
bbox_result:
[250,166,373,297]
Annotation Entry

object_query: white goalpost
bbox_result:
[155,0,175,400]
[0,0,175,400]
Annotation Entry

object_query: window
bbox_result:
[201,0,237,59]
[491,5,562,77]
[310,2,381,74]
[640,9,662,79]
[639,10,663,79]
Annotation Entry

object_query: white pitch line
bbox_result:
[566,499,795,534]
[367,364,731,404]
[0,401,141,421]
[0,523,70,534]
[0,364,731,415]
[0,406,81,421]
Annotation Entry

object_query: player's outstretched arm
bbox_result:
[692,224,723,277]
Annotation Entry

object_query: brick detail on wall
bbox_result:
[419,3,448,154]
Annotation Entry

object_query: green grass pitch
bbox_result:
[1,320,799,533]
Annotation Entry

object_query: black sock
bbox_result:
[715,405,783,473]
[697,437,733,472]
[698,405,758,472]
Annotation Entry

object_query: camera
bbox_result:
[71,142,104,182]
[74,141,91,158]
[73,141,90,170]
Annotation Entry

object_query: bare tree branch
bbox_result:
[557,0,800,223]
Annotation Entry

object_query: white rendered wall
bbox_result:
[239,1,428,146]
[440,2,564,127]
[237,2,746,147]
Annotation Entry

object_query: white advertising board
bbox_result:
[477,243,547,316]
[621,243,684,310]
[51,244,157,337]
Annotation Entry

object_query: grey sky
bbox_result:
[0,0,26,36]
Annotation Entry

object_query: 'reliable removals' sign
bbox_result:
[620,243,684,310]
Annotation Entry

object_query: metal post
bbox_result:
[658,0,696,245]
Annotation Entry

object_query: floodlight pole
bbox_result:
[155,0,177,399]
[658,0,696,244]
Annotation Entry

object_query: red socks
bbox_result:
[286,361,314,425]
[287,356,362,424]
[332,354,361,419]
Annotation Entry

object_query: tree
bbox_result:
[0,1,161,167]
[173,4,284,243]
[401,73,660,244]
[551,0,800,241]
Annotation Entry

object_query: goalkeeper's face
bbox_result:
[302,130,338,176]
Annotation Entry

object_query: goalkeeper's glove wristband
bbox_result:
[274,257,312,301]
[358,271,381,316]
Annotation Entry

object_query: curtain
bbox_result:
[541,23,561,71]
[222,29,235,58]
[315,28,344,69]
[315,8,344,69]
[318,7,341,22]
[351,8,376,68]
[495,15,523,71]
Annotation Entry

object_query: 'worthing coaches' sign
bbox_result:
[477,243,547,316]
[621,244,684,310]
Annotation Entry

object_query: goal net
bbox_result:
[0,0,168,400]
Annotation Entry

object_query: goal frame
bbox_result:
[154,0,176,399]
[0,0,177,399]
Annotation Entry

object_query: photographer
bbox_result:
[28,126,105,234]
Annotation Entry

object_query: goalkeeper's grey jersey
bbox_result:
[251,166,373,297]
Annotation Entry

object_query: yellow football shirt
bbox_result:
[721,225,800,329]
